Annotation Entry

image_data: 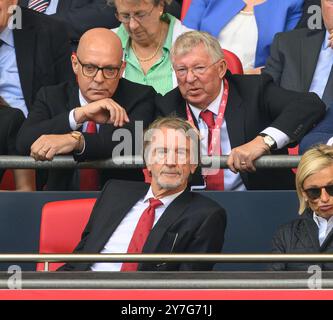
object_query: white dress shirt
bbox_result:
[313,212,333,246]
[189,82,290,191]
[91,187,184,271]
[69,90,101,132]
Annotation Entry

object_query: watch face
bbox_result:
[264,135,275,148]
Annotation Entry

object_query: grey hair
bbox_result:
[171,31,224,63]
[107,0,172,7]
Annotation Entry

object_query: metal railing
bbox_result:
[0,155,302,169]
[1,253,333,272]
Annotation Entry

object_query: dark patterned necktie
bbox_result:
[28,0,50,13]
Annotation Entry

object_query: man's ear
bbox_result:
[71,53,79,75]
[119,61,126,78]
[218,59,228,79]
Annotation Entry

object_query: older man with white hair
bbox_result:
[156,30,326,190]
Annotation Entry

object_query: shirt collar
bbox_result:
[78,90,89,106]
[144,186,184,208]
[323,30,331,50]
[189,82,224,122]
[0,26,14,47]
[313,211,333,226]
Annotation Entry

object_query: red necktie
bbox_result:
[200,110,224,190]
[79,121,99,191]
[121,198,163,271]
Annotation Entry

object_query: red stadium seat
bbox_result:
[0,170,15,190]
[36,198,96,271]
[222,49,244,75]
[181,0,192,21]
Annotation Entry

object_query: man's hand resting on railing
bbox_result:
[30,133,84,161]
[73,98,129,127]
[227,136,271,173]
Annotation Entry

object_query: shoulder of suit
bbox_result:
[20,6,66,29]
[274,28,324,43]
[36,81,76,100]
[189,191,226,212]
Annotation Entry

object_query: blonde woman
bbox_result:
[271,144,333,271]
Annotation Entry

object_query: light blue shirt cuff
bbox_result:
[261,127,290,149]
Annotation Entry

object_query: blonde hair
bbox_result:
[171,31,224,63]
[296,144,333,214]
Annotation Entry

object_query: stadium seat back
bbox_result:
[36,198,96,271]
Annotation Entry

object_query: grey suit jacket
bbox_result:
[264,28,325,92]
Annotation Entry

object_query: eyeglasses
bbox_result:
[174,60,222,78]
[115,5,155,24]
[304,184,333,200]
[76,56,121,79]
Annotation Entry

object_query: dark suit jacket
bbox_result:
[19,0,181,44]
[13,7,73,110]
[60,179,227,272]
[0,107,25,182]
[155,72,326,190]
[16,79,156,190]
[299,108,333,153]
[264,28,325,93]
[270,209,333,271]
[296,0,322,29]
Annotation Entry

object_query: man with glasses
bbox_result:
[155,31,327,190]
[16,28,156,191]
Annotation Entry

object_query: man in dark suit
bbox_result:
[296,0,321,29]
[19,0,181,47]
[18,0,119,46]
[265,0,333,153]
[0,2,73,116]
[156,31,326,190]
[60,116,227,272]
[16,28,156,190]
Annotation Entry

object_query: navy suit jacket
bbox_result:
[299,107,333,154]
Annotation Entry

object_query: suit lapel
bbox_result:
[224,75,245,149]
[68,84,81,111]
[18,0,29,6]
[85,183,150,252]
[301,30,325,91]
[141,189,192,256]
[56,0,70,12]
[13,9,35,109]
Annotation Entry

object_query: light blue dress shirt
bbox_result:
[309,31,333,101]
[44,0,59,15]
[0,27,28,117]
